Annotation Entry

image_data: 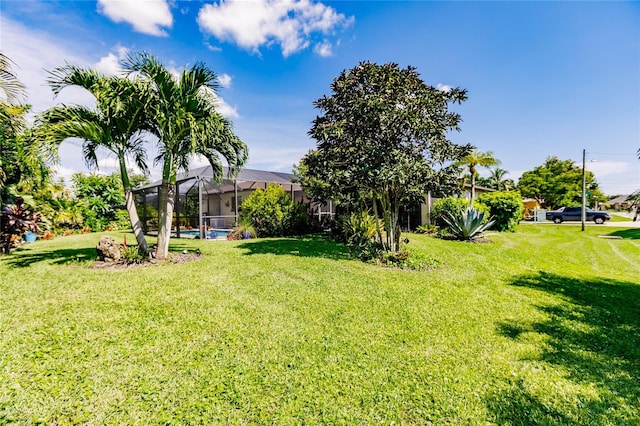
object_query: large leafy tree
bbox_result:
[456,150,499,204]
[301,61,471,253]
[517,156,606,209]
[36,66,151,254]
[122,52,248,260]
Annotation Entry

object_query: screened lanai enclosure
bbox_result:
[133,166,335,239]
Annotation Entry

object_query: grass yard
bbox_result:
[1,224,639,424]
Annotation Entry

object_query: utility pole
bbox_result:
[581,149,586,231]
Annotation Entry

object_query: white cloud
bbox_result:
[218,73,232,88]
[97,0,173,36]
[586,160,630,177]
[436,83,452,92]
[93,47,129,76]
[313,40,333,57]
[197,0,354,57]
[0,17,96,116]
[215,96,239,118]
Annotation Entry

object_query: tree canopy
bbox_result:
[299,61,471,253]
[517,156,606,209]
[1,54,51,205]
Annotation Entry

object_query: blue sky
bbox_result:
[2,0,639,195]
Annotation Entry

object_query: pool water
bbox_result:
[178,229,230,239]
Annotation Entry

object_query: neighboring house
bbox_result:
[133,165,334,235]
[606,194,637,211]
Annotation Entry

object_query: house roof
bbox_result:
[135,166,297,191]
[608,194,629,204]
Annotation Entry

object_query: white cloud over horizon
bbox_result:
[196,0,353,57]
[97,0,173,36]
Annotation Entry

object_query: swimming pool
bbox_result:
[176,229,230,239]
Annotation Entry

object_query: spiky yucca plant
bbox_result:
[442,207,495,241]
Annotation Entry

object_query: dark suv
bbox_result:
[545,206,611,224]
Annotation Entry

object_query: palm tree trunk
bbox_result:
[119,157,150,257]
[470,172,476,205]
[156,181,174,260]
[124,188,150,257]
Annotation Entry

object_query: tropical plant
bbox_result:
[0,54,51,204]
[240,183,308,237]
[0,53,26,104]
[456,150,499,204]
[300,61,471,255]
[441,207,495,241]
[431,196,490,228]
[36,65,152,255]
[335,211,382,260]
[122,52,248,260]
[477,191,524,232]
[488,167,514,191]
[415,223,438,235]
[226,223,257,240]
[0,197,41,253]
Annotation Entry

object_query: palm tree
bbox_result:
[36,65,151,255]
[0,53,26,104]
[488,167,514,191]
[123,52,248,260]
[0,53,46,203]
[457,150,499,204]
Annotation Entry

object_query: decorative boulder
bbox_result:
[97,236,121,262]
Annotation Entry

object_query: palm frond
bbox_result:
[0,53,26,103]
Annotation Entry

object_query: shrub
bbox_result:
[0,197,41,253]
[432,197,489,228]
[442,207,495,241]
[121,245,145,264]
[415,223,438,235]
[240,184,308,237]
[477,191,524,232]
[227,223,257,240]
[334,211,382,260]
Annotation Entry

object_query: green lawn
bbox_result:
[1,224,639,424]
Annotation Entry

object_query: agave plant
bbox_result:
[442,207,495,241]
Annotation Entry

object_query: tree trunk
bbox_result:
[470,172,476,205]
[118,157,150,258]
[156,181,174,260]
[124,188,150,257]
[371,192,384,247]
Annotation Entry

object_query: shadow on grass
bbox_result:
[236,234,350,261]
[489,271,640,423]
[1,246,97,268]
[605,228,640,240]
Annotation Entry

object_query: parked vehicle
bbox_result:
[545,206,611,224]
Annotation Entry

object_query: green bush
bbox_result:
[415,223,438,235]
[334,211,382,260]
[121,245,145,264]
[240,184,308,237]
[432,197,489,228]
[477,191,524,232]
